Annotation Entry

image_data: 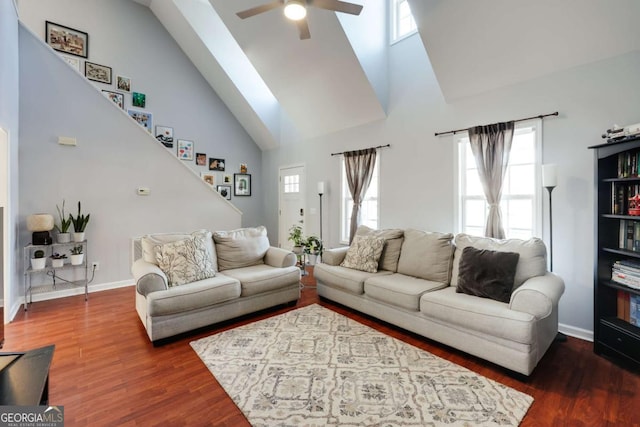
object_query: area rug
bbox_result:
[190,304,533,426]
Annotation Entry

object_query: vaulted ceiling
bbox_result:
[134,0,640,150]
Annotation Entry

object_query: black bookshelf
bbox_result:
[589,135,640,369]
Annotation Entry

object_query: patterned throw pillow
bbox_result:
[340,235,386,273]
[155,234,216,287]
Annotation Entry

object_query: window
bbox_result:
[391,0,417,44]
[341,157,379,243]
[455,120,542,240]
[283,174,300,193]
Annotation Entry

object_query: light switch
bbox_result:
[58,136,77,146]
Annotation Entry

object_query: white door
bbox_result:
[278,165,306,249]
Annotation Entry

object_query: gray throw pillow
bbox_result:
[455,246,520,303]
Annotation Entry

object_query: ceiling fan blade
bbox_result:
[236,1,284,19]
[296,18,311,40]
[309,0,363,15]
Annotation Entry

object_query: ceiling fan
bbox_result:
[236,0,363,40]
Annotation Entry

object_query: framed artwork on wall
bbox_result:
[234,174,251,196]
[102,90,124,109]
[155,125,173,147]
[217,185,232,200]
[127,109,153,133]
[177,139,194,161]
[61,55,81,72]
[116,75,131,92]
[223,174,232,184]
[196,153,207,167]
[200,172,215,187]
[208,158,225,171]
[85,61,112,84]
[45,21,88,58]
[132,92,146,108]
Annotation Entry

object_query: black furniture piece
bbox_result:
[589,137,640,369]
[0,345,54,405]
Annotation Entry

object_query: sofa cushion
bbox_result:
[396,229,454,283]
[340,235,386,273]
[451,233,546,290]
[314,263,392,294]
[222,264,300,297]
[456,246,520,303]
[420,287,536,344]
[214,226,270,271]
[355,226,404,272]
[155,234,216,287]
[141,230,217,271]
[146,275,241,316]
[365,273,448,311]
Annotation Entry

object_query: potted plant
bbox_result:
[54,200,72,243]
[288,224,304,255]
[303,235,323,265]
[50,252,67,268]
[31,249,46,270]
[70,201,90,242]
[70,245,84,265]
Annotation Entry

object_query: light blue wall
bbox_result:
[263,33,640,338]
[0,0,20,321]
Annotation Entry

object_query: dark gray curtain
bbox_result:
[344,148,377,244]
[468,121,514,239]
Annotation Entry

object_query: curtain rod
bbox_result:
[331,144,391,156]
[434,111,559,137]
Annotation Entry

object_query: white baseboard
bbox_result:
[559,323,593,342]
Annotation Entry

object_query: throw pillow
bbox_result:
[355,225,404,272]
[155,234,216,287]
[141,230,217,271]
[455,246,520,303]
[396,229,455,283]
[340,235,385,273]
[213,226,270,271]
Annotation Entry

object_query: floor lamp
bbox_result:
[317,181,325,241]
[542,164,557,272]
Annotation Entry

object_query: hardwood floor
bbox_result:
[4,271,640,426]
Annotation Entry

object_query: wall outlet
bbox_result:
[92,261,99,271]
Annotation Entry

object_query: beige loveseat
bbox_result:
[131,226,300,343]
[315,226,565,376]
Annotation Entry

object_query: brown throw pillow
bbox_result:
[455,246,520,303]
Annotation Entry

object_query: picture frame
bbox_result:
[223,174,232,184]
[61,55,81,72]
[127,109,153,133]
[234,173,251,196]
[195,153,207,167]
[116,75,131,92]
[102,90,124,109]
[209,158,225,171]
[132,92,146,108]
[155,125,173,148]
[240,163,248,173]
[177,139,194,161]
[200,172,215,187]
[85,61,112,84]
[217,185,232,200]
[45,21,88,58]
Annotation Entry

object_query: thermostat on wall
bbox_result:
[137,187,151,196]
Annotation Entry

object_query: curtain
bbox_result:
[468,121,514,239]
[344,148,377,244]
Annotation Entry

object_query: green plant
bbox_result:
[70,245,83,255]
[54,200,72,233]
[50,253,67,260]
[70,201,90,233]
[288,224,304,246]
[303,235,323,255]
[33,250,45,259]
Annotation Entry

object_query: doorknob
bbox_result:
[299,208,304,216]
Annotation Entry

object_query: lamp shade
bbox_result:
[284,0,306,20]
[542,164,558,188]
[26,213,54,232]
[317,181,325,194]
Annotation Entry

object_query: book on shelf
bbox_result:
[617,290,630,322]
[617,151,640,178]
[617,220,640,251]
[631,294,640,326]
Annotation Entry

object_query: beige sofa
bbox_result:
[315,227,565,376]
[131,227,300,343]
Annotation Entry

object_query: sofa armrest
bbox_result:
[264,246,297,268]
[510,272,565,319]
[321,247,349,266]
[132,258,169,296]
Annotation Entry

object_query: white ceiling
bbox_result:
[136,0,640,149]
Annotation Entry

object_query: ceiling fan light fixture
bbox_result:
[284,0,306,21]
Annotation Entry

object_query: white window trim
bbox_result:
[453,119,543,238]
[390,0,418,45]
[340,156,380,245]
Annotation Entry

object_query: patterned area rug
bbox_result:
[190,304,533,426]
